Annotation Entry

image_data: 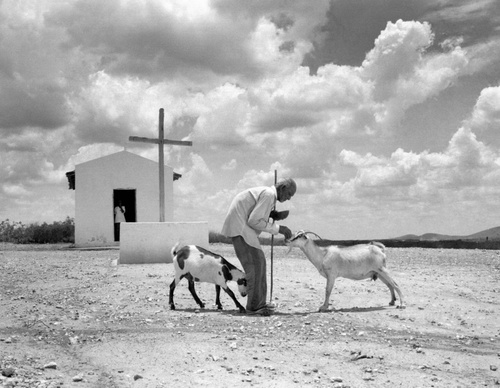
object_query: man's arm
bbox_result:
[247,191,292,239]
[247,192,279,234]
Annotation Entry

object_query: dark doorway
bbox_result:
[113,189,136,241]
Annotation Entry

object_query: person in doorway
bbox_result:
[114,200,126,241]
[221,178,296,316]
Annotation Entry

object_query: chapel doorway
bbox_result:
[113,189,136,241]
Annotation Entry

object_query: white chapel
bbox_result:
[66,150,180,247]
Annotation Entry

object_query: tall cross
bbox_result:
[129,108,192,222]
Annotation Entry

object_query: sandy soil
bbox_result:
[1,243,499,388]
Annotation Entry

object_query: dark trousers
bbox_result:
[232,236,267,311]
[114,223,121,241]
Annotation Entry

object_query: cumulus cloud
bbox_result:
[46,0,327,83]
[468,86,500,132]
[64,143,125,170]
[174,153,214,216]
[360,20,468,129]
[362,20,435,92]
[226,19,469,150]
[190,83,251,147]
[331,123,500,218]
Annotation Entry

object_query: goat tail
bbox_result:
[171,241,181,258]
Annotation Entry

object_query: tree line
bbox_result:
[1,223,498,249]
[0,217,74,244]
[210,232,500,250]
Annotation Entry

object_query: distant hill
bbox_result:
[394,226,500,241]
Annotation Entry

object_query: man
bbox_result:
[221,178,296,316]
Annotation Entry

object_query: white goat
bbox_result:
[169,243,247,313]
[286,231,404,312]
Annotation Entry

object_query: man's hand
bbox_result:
[279,225,292,240]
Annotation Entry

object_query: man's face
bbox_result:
[278,185,295,202]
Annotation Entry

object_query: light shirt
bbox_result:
[221,186,280,249]
[114,206,126,223]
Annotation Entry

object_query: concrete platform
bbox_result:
[118,221,209,264]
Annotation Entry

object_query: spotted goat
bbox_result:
[169,243,247,313]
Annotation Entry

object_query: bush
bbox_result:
[0,217,75,244]
[209,231,232,244]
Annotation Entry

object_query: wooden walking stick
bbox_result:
[270,169,277,303]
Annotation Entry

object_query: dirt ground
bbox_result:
[1,243,499,388]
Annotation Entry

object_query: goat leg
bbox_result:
[187,279,205,309]
[215,285,223,310]
[169,279,177,310]
[221,285,246,313]
[320,276,336,312]
[376,272,397,306]
[378,269,405,308]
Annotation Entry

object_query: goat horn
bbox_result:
[303,231,323,240]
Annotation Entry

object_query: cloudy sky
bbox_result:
[1,0,500,240]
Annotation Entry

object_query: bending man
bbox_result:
[221,178,296,316]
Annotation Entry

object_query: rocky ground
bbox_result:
[1,243,500,388]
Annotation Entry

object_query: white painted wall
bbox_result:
[75,151,174,246]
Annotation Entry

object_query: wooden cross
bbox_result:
[129,108,192,222]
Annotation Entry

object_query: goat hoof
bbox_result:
[170,305,176,310]
[389,301,395,306]
[239,307,246,314]
[397,305,406,309]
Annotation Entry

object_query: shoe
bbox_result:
[246,307,271,316]
[265,303,277,309]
